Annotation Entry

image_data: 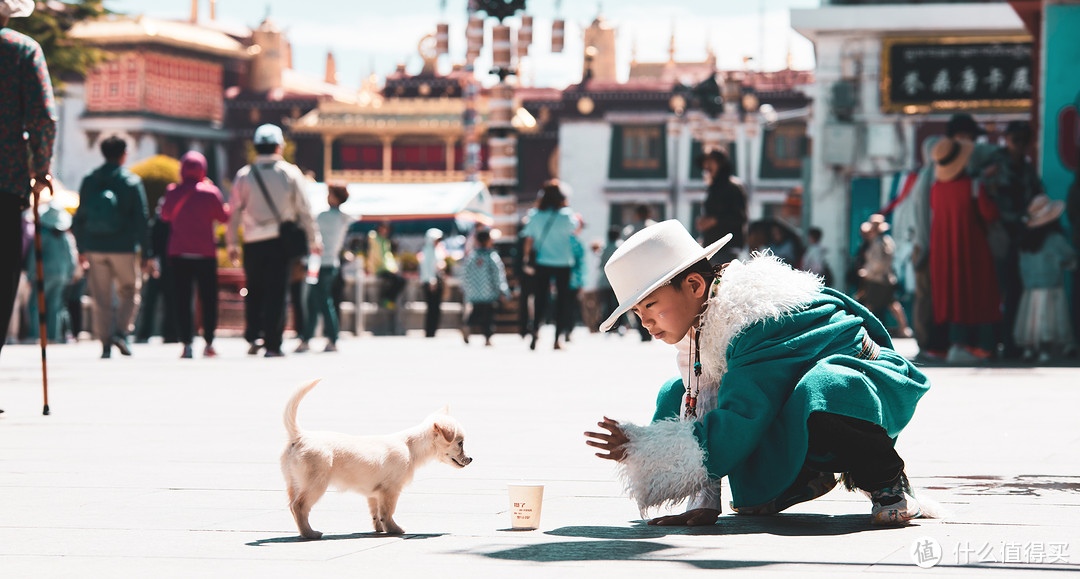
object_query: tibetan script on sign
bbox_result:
[881,36,1033,114]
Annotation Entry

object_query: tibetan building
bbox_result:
[290,53,491,185]
[63,14,250,185]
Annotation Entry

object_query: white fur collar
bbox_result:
[697,253,823,383]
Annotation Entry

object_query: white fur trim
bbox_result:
[617,420,710,514]
[698,253,823,383]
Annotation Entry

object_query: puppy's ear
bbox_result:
[432,421,455,443]
[435,405,451,415]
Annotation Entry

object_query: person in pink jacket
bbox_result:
[161,151,229,359]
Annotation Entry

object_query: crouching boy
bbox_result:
[584,220,931,526]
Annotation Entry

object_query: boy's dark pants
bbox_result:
[467,301,496,338]
[805,411,905,492]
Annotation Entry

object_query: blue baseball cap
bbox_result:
[253,123,284,145]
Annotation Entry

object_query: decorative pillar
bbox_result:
[322,134,333,181]
[381,136,394,178]
[213,142,228,187]
[444,136,456,174]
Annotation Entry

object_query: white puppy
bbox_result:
[280,380,472,539]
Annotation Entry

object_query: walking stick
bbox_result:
[31,175,51,416]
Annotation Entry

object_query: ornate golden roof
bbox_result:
[292,97,486,136]
[70,15,250,59]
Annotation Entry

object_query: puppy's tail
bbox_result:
[284,379,321,441]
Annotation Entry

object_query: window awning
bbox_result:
[306,181,494,226]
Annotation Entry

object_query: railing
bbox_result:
[326,170,493,184]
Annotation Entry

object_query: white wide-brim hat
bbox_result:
[599,220,731,332]
[0,0,34,18]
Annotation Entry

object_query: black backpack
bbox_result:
[82,169,123,235]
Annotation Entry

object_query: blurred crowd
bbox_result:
[2,0,1076,371]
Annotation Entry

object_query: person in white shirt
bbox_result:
[226,124,320,357]
[297,183,354,352]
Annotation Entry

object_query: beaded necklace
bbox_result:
[683,270,727,421]
[683,326,702,420]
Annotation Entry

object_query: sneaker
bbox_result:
[181,345,193,359]
[295,341,310,353]
[323,342,337,353]
[203,345,217,358]
[264,349,285,358]
[866,474,922,526]
[914,349,947,363]
[247,342,261,356]
[945,345,981,365]
[732,468,837,516]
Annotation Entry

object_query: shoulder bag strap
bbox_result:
[167,189,194,222]
[250,166,282,225]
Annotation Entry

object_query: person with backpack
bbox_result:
[72,136,149,359]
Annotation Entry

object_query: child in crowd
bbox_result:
[461,228,509,346]
[800,226,832,288]
[298,183,354,353]
[26,197,78,343]
[1014,195,1077,363]
[585,220,931,527]
[854,214,912,338]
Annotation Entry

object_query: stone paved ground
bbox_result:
[1,331,1078,577]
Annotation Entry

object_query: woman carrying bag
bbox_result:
[521,180,578,351]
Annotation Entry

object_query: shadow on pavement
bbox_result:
[924,474,1080,496]
[482,540,675,562]
[246,532,445,546]
[482,516,895,562]
[482,540,1079,572]
[543,514,888,541]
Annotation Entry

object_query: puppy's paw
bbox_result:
[385,523,405,535]
[301,530,323,540]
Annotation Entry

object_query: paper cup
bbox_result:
[508,484,544,530]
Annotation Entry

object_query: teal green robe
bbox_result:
[649,288,930,509]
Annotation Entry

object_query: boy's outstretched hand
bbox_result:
[584,417,629,461]
[647,508,721,526]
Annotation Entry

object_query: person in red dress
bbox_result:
[929,137,1002,363]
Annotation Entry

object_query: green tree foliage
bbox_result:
[130,155,180,214]
[7,0,108,91]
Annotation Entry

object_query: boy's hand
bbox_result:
[584,417,628,462]
[647,508,721,526]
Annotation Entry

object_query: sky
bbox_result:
[104,0,822,89]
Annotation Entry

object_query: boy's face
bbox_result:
[630,273,709,344]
